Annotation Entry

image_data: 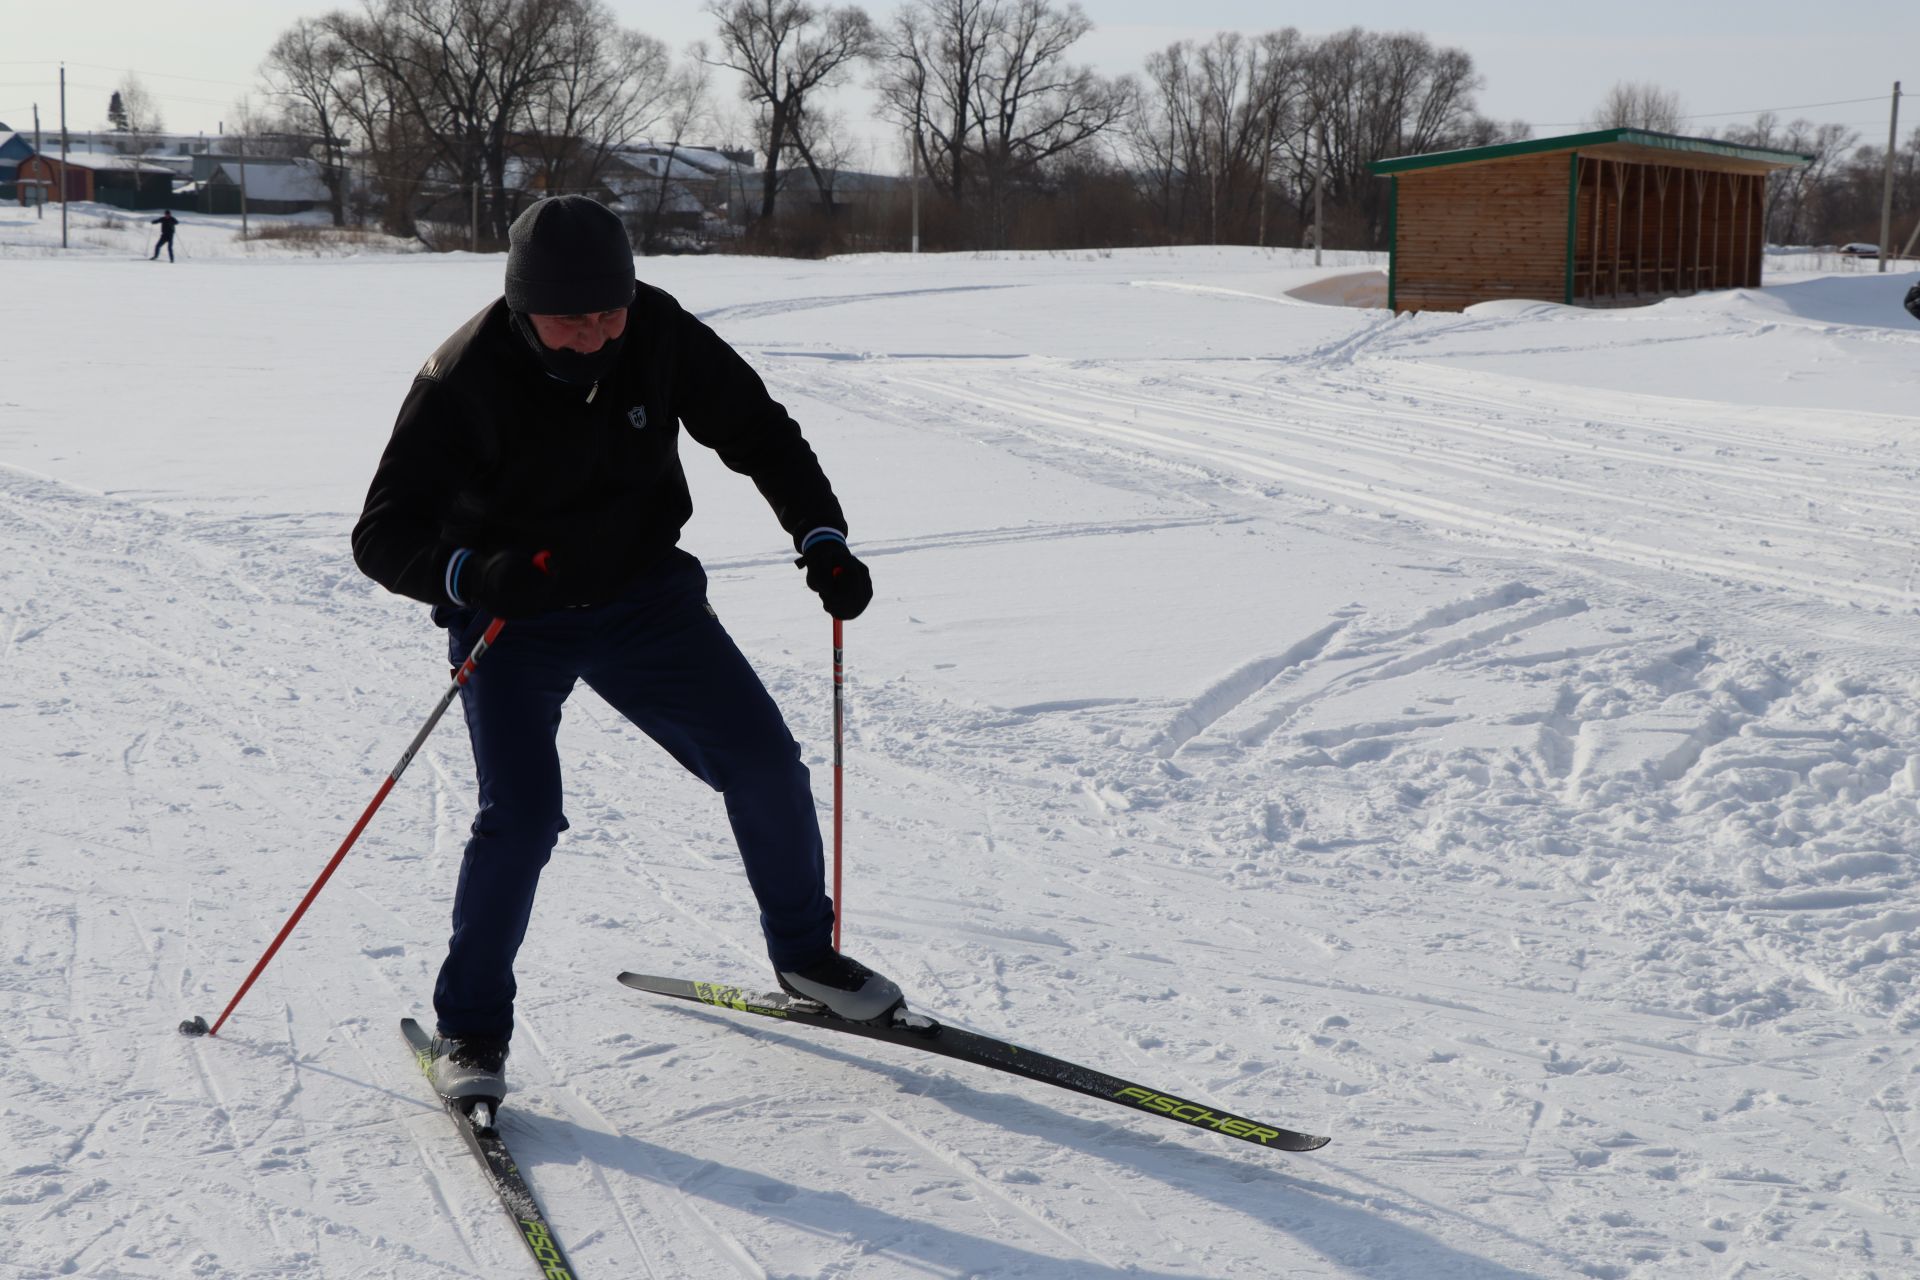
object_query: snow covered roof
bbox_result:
[207,159,330,203]
[609,143,753,177]
[604,151,732,185]
[604,181,707,216]
[31,147,177,175]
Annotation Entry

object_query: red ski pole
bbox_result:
[832,616,845,951]
[180,612,511,1039]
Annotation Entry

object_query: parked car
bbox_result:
[1837,242,1880,257]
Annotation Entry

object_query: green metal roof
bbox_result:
[1371,128,1813,176]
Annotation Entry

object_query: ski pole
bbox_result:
[180,612,512,1039]
[832,616,844,952]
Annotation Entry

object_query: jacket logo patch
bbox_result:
[627,405,648,430]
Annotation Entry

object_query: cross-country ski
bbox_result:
[400,1019,580,1280]
[618,973,1331,1151]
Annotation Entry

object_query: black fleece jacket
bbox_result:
[352,284,847,610]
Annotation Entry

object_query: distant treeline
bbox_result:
[249,0,1916,256]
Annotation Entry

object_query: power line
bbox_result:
[1682,95,1889,121]
[1532,95,1894,130]
[63,61,256,90]
[0,60,253,90]
[60,80,236,108]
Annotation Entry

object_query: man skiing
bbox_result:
[352,195,901,1104]
[1905,281,1919,322]
[150,210,178,261]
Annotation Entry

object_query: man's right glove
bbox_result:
[457,548,555,618]
[797,537,873,620]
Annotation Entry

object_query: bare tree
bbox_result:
[1130,40,1198,236]
[1130,30,1305,245]
[875,0,1130,245]
[521,2,674,201]
[1244,29,1309,246]
[1589,81,1687,133]
[319,27,441,237]
[785,97,860,213]
[637,62,717,252]
[114,75,167,154]
[873,0,994,206]
[325,0,580,241]
[261,19,355,224]
[698,0,876,222]
[973,0,1132,214]
[1292,28,1490,246]
[1722,112,1862,245]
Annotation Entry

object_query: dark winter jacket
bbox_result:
[151,213,176,237]
[352,285,848,610]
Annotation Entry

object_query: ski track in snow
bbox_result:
[3,243,1920,1277]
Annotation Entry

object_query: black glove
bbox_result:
[463,548,555,619]
[1905,282,1920,322]
[796,538,873,620]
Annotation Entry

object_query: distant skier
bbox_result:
[1905,281,1920,322]
[150,211,178,262]
[351,195,900,1104]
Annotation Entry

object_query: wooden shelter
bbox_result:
[1373,129,1812,313]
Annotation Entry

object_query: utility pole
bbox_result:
[1313,122,1326,268]
[237,140,249,239]
[32,102,42,219]
[470,182,479,253]
[1879,82,1901,273]
[59,64,69,249]
[909,105,920,254]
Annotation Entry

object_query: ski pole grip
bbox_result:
[532,550,553,575]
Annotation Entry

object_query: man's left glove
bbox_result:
[462,548,556,619]
[797,538,873,620]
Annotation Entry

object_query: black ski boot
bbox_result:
[428,1034,510,1105]
[776,951,904,1023]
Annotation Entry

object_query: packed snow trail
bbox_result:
[2,232,1919,1277]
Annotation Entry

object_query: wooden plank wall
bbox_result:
[1394,154,1569,312]
[1572,160,1764,302]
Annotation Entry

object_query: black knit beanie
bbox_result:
[504,196,636,315]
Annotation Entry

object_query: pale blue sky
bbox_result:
[7,2,1913,161]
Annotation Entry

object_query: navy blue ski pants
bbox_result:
[431,550,835,1040]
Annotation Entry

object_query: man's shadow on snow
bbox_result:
[529,1003,1562,1279]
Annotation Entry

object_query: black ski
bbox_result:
[399,1019,580,1279]
[616,973,1330,1153]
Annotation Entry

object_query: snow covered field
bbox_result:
[4,202,1920,1278]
